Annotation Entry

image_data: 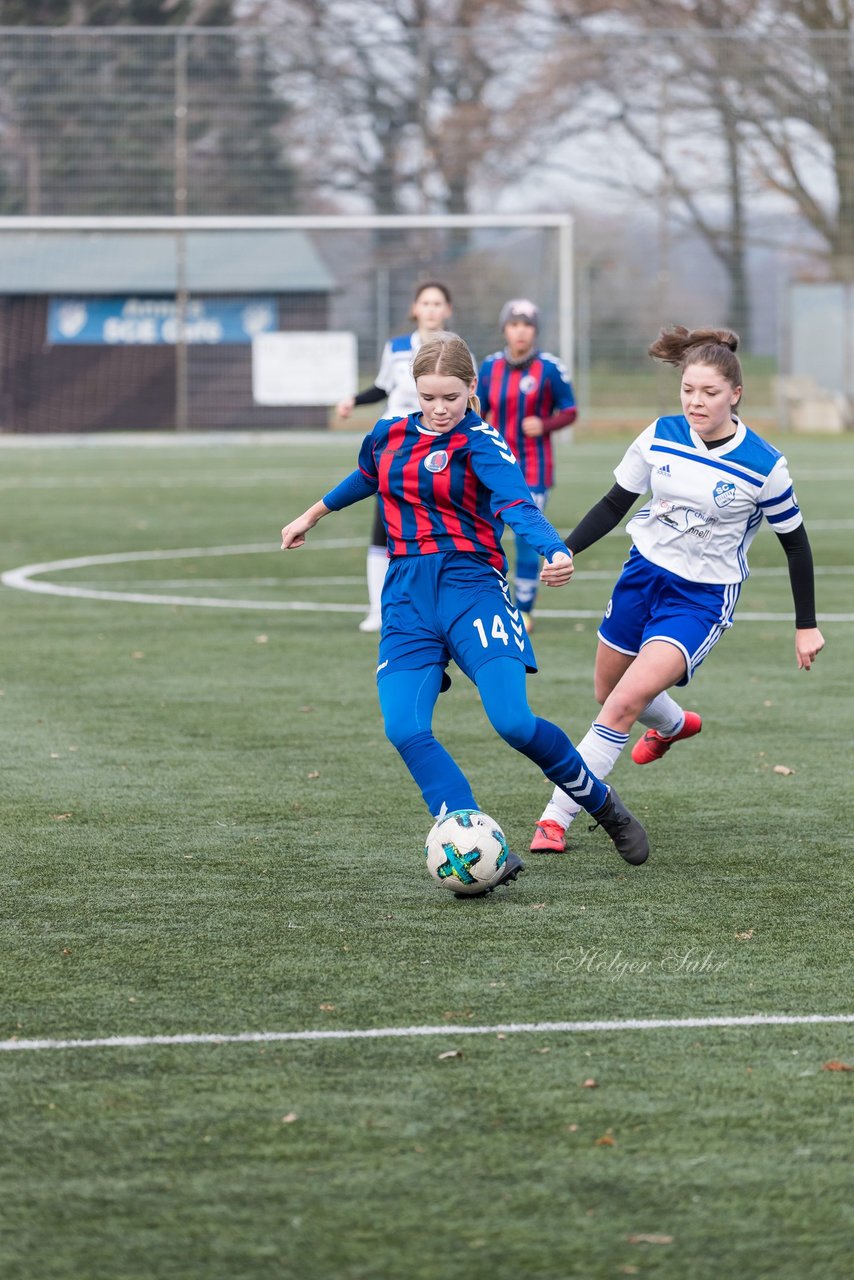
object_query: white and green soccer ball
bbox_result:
[424,809,510,896]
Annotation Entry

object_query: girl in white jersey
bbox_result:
[336,281,454,632]
[531,325,826,854]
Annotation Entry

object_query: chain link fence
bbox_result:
[0,24,851,432]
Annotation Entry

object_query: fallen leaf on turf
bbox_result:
[51,813,72,821]
[307,771,320,779]
[318,1003,336,1012]
[535,1047,551,1054]
[595,1133,616,1146]
[437,1049,463,1060]
[442,1009,473,1020]
[735,929,754,940]
[496,1033,506,1040]
[255,634,268,644]
[823,1061,852,1072]
[529,902,546,909]
[131,651,144,660]
[299,705,314,713]
[581,1078,598,1088]
[773,764,795,775]
[565,1123,579,1132]
[627,1234,673,1245]
[280,1112,298,1123]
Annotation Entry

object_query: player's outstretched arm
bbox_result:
[795,626,825,671]
[281,500,331,550]
[540,550,574,587]
[774,526,822,670]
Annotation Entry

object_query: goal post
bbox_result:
[0,213,574,434]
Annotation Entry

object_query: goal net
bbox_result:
[0,214,573,434]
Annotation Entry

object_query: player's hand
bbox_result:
[281,514,316,550]
[336,397,355,419]
[521,415,544,438]
[540,551,574,587]
[795,626,825,670]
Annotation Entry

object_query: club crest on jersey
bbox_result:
[424,449,449,473]
[713,480,736,508]
[519,373,538,394]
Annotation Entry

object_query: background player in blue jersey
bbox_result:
[531,325,825,854]
[336,280,454,633]
[477,298,577,632]
[283,333,649,887]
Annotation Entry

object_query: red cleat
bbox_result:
[631,711,702,765]
[529,819,567,853]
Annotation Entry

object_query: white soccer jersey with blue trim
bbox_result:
[376,331,478,417]
[375,331,423,417]
[613,415,803,585]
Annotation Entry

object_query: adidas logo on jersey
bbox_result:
[657,463,671,475]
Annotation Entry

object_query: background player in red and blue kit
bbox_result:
[282,334,648,885]
[477,298,577,631]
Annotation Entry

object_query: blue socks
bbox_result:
[515,716,609,815]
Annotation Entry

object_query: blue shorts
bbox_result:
[377,552,537,684]
[598,547,740,686]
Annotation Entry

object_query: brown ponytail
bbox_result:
[649,324,743,391]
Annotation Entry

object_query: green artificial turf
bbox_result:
[0,433,851,1279]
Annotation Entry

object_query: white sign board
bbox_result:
[252,331,358,406]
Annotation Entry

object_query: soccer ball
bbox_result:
[424,809,510,896]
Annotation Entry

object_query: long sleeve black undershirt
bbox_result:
[565,483,818,629]
[775,524,817,629]
[563,482,637,555]
[353,384,387,406]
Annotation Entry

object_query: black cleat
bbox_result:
[588,787,649,865]
[453,850,526,898]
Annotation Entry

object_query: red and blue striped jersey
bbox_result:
[330,410,567,573]
[476,350,576,491]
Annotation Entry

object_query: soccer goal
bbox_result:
[0,213,573,434]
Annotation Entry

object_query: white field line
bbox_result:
[62,576,368,589]
[2,1013,852,1054]
[3,542,853,621]
[58,566,854,590]
[0,540,368,614]
[0,430,363,449]
[0,471,343,489]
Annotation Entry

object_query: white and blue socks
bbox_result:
[540,721,629,829]
[638,690,686,738]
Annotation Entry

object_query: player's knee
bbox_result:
[486,704,536,750]
[601,690,645,729]
[382,716,424,753]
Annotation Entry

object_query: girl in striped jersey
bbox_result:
[336,280,454,633]
[282,333,649,886]
[477,299,577,631]
[531,325,825,854]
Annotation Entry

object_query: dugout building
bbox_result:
[0,230,335,432]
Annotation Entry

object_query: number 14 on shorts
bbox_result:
[472,613,525,653]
